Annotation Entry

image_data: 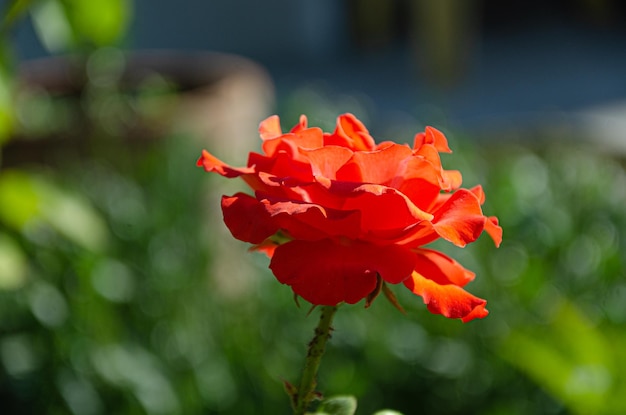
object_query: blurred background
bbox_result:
[1,1,626,414]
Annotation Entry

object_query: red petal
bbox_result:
[414,249,475,287]
[442,169,463,191]
[432,189,487,247]
[262,199,362,240]
[403,271,488,322]
[485,216,503,247]
[248,151,313,183]
[337,143,413,184]
[337,113,376,151]
[301,146,354,180]
[413,126,452,153]
[290,114,309,133]
[262,128,324,158]
[324,113,376,151]
[340,184,433,236]
[470,185,486,204]
[250,240,278,258]
[468,186,502,247]
[270,240,416,305]
[221,194,278,244]
[388,156,444,211]
[197,150,254,177]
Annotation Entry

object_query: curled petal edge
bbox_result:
[403,271,489,322]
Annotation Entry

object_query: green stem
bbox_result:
[292,305,338,415]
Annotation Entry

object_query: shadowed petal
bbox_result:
[262,199,362,240]
[270,240,416,305]
[221,194,279,244]
[340,184,434,235]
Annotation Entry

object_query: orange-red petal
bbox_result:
[431,188,487,247]
[270,239,416,305]
[485,216,503,247]
[259,115,283,140]
[403,271,488,322]
[197,150,254,177]
[413,126,452,153]
[302,146,354,180]
[340,184,433,236]
[413,248,475,287]
[324,113,376,151]
[261,128,324,158]
[337,143,413,184]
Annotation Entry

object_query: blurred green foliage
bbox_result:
[1,93,626,415]
[0,0,132,143]
[1,3,625,413]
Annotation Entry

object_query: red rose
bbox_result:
[198,114,502,322]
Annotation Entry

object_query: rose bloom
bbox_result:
[198,114,501,322]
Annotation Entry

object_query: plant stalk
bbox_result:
[292,305,338,415]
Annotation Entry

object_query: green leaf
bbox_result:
[373,411,404,415]
[316,395,357,415]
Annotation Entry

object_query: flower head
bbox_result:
[198,114,501,322]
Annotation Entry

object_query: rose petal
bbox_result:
[250,240,278,257]
[324,113,376,151]
[413,126,452,153]
[442,169,463,191]
[259,115,283,140]
[403,271,488,322]
[432,188,487,247]
[337,113,376,151]
[221,194,278,244]
[290,114,309,133]
[301,146,354,180]
[414,248,476,287]
[392,188,495,249]
[262,199,362,240]
[197,150,254,177]
[337,143,413,184]
[470,185,486,204]
[389,156,445,211]
[485,216,503,247]
[262,128,324,159]
[249,151,313,183]
[339,184,434,236]
[270,239,416,305]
